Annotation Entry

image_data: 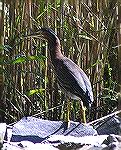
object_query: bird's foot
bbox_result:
[64,121,70,129]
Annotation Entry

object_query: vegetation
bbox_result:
[0,0,121,124]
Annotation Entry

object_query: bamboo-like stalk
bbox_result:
[0,0,5,122]
[117,4,121,92]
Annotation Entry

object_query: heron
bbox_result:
[28,27,93,128]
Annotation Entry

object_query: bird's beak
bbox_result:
[25,30,45,40]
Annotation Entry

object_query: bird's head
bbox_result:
[40,28,57,41]
[27,27,62,58]
[27,27,59,44]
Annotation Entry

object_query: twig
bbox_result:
[88,110,121,125]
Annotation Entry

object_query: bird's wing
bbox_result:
[54,57,93,106]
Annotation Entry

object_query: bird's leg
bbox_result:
[65,98,71,128]
[80,101,86,123]
[67,98,71,127]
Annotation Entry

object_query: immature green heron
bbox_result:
[29,28,93,127]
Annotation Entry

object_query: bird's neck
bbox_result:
[48,38,63,61]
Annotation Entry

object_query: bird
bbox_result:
[28,27,93,127]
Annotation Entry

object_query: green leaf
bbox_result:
[27,55,37,61]
[12,56,26,64]
[0,45,4,52]
[28,88,45,96]
[11,54,46,64]
[36,55,46,61]
[27,55,46,61]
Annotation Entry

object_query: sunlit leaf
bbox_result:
[28,88,45,96]
[12,56,26,64]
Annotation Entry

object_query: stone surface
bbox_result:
[1,115,121,150]
[10,117,97,143]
